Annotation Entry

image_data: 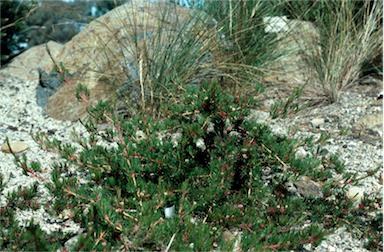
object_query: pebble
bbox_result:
[293,176,323,199]
[295,146,308,158]
[310,117,325,128]
[346,186,364,203]
[1,141,29,153]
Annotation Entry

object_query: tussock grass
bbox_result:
[78,0,285,116]
[283,0,383,103]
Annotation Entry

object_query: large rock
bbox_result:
[260,18,321,107]
[45,0,222,121]
[0,41,63,81]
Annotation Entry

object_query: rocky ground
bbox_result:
[0,71,382,251]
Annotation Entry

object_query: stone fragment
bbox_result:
[135,130,147,141]
[36,68,64,108]
[1,141,29,154]
[222,229,235,243]
[246,110,270,124]
[346,186,364,203]
[293,176,323,198]
[311,118,325,128]
[295,146,308,159]
[354,113,383,136]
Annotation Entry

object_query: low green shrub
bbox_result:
[1,78,381,251]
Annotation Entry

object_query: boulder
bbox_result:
[0,41,63,82]
[261,18,321,106]
[263,18,320,84]
[45,0,223,121]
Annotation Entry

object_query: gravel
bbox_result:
[0,75,382,251]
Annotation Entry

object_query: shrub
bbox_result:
[2,76,381,251]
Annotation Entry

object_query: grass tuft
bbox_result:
[283,0,383,103]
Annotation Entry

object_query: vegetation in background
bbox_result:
[0,0,36,66]
[282,0,383,102]
[24,1,86,47]
[1,0,126,67]
[24,0,129,47]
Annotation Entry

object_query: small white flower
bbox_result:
[196,138,206,150]
[207,122,215,133]
[135,130,146,140]
[171,132,182,148]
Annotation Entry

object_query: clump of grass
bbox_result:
[203,0,287,91]
[67,0,286,118]
[283,0,383,103]
[73,0,234,117]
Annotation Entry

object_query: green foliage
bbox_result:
[1,1,382,251]
[270,87,303,119]
[0,0,36,66]
[2,79,380,251]
[6,183,40,211]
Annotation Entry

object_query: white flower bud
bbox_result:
[196,138,206,150]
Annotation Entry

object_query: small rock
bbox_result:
[354,113,383,136]
[1,141,29,154]
[164,205,175,219]
[293,176,323,198]
[36,68,63,108]
[64,233,85,250]
[311,118,325,128]
[196,138,206,151]
[247,110,270,124]
[346,187,364,203]
[295,146,308,159]
[222,229,235,243]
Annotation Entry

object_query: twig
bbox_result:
[123,211,139,222]
[342,219,364,236]
[261,143,288,168]
[165,233,176,252]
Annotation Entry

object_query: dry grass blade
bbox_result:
[294,0,383,103]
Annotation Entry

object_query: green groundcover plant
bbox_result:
[1,73,382,250]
